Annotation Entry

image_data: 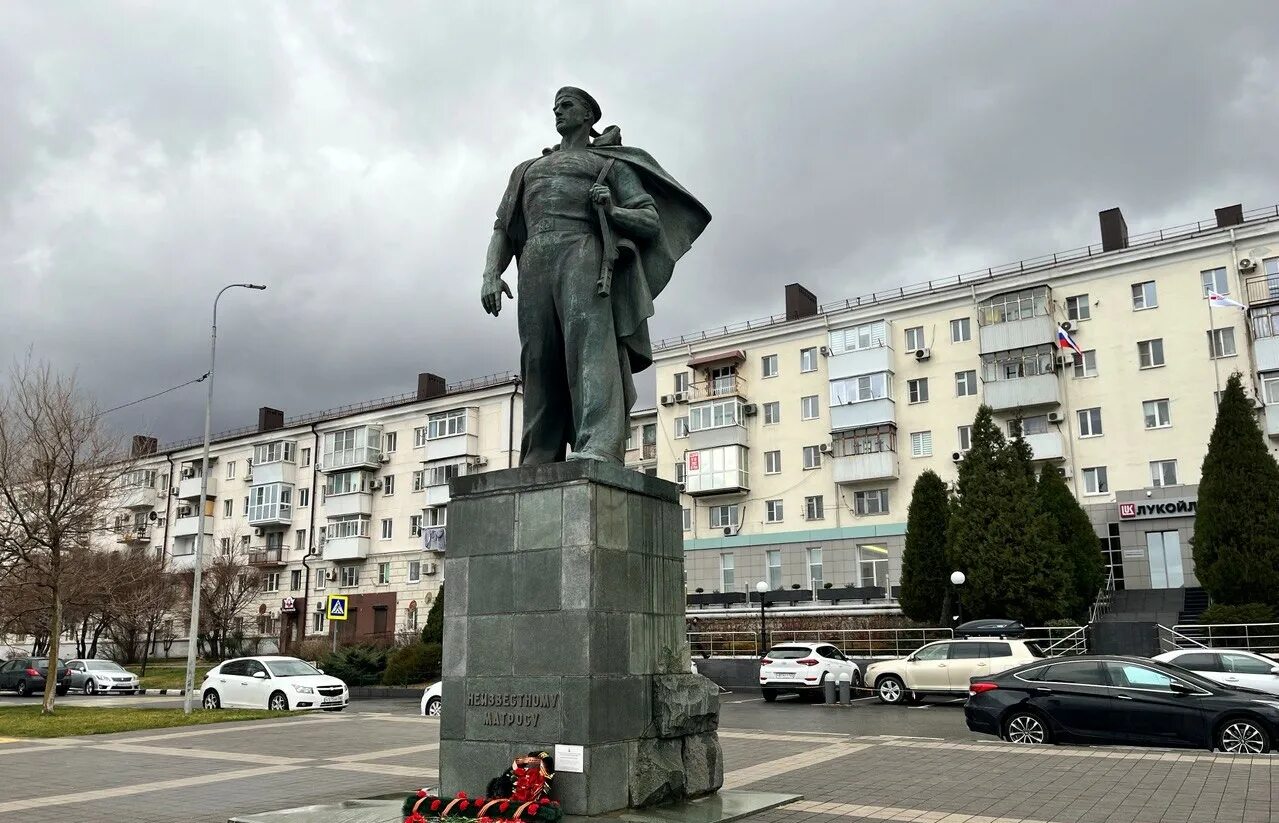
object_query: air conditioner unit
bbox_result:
[378,454,390,464]
[819,345,831,357]
[742,403,758,416]
[1056,355,1074,368]
[254,527,264,537]
[722,526,733,537]
[170,487,179,496]
[369,479,384,491]
[325,570,337,581]
[177,507,193,518]
[425,561,438,575]
[1239,257,1257,272]
[673,391,689,404]
[818,443,833,454]
[1060,320,1073,332]
[951,451,964,463]
[660,394,676,406]
[244,472,253,482]
[181,469,194,480]
[315,600,327,612]
[676,482,686,493]
[1047,411,1064,424]
[1057,465,1073,479]
[473,456,489,467]
[914,348,931,361]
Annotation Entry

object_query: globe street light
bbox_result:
[755,581,769,655]
[183,283,267,714]
[949,570,966,626]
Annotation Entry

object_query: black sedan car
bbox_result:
[0,657,72,697]
[965,655,1279,754]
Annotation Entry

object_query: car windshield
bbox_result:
[87,661,127,672]
[766,647,813,659]
[265,659,321,677]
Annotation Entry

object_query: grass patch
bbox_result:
[0,706,276,738]
[127,665,211,691]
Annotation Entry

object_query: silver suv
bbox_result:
[865,639,1040,704]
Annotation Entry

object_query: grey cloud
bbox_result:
[2,1,1277,441]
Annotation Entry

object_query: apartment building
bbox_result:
[110,372,521,653]
[651,203,1279,604]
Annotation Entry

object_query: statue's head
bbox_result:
[553,87,601,138]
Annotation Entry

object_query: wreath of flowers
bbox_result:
[402,752,563,823]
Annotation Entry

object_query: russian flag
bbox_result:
[1056,324,1083,358]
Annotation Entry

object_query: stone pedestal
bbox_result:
[440,461,721,816]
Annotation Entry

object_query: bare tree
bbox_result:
[187,532,264,660]
[106,550,178,670]
[0,358,132,713]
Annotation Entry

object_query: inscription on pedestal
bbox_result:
[467,692,561,729]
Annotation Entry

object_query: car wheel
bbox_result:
[761,688,778,703]
[16,680,29,697]
[202,690,222,710]
[425,697,442,717]
[268,691,289,712]
[876,676,906,705]
[1003,711,1050,745]
[85,680,97,696]
[1217,718,1270,754]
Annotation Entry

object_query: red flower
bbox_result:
[457,791,468,799]
[528,803,541,815]
[500,802,510,812]
[459,800,470,811]
[476,796,486,805]
[430,799,442,811]
[416,789,427,798]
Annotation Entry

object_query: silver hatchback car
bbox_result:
[66,659,140,695]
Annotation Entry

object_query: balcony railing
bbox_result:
[423,526,447,553]
[690,374,748,400]
[641,443,657,460]
[1245,274,1279,307]
[116,526,151,544]
[248,547,287,567]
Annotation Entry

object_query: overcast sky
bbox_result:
[3,1,1278,443]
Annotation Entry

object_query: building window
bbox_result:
[1077,407,1103,437]
[709,505,739,529]
[828,321,887,354]
[720,553,735,590]
[950,317,971,343]
[764,450,782,474]
[243,496,249,516]
[858,544,889,588]
[853,489,887,515]
[674,461,687,485]
[681,508,691,531]
[674,416,689,438]
[830,372,891,404]
[297,488,309,508]
[910,431,932,458]
[802,445,821,469]
[1065,294,1090,321]
[761,354,778,378]
[1143,399,1171,429]
[765,550,782,589]
[1208,328,1236,359]
[383,475,395,496]
[223,499,233,518]
[907,378,929,404]
[1263,373,1279,406]
[378,562,391,585]
[807,547,823,589]
[409,515,422,538]
[1082,466,1109,495]
[1201,267,1229,296]
[226,461,236,480]
[290,570,302,591]
[765,500,784,523]
[674,372,690,394]
[412,470,426,492]
[804,495,825,520]
[219,537,231,556]
[763,401,780,425]
[957,425,972,451]
[312,610,326,633]
[800,395,819,420]
[689,398,743,432]
[1137,339,1165,369]
[296,529,308,552]
[340,566,359,588]
[799,347,818,373]
[315,567,327,590]
[1073,350,1098,378]
[263,572,279,593]
[904,326,925,352]
[299,448,311,467]
[955,370,978,397]
[409,426,426,448]
[1131,281,1158,310]
[1011,415,1050,436]
[1101,522,1124,590]
[407,560,421,583]
[978,287,1050,325]
[380,518,393,540]
[384,431,398,453]
[1150,460,1178,487]
[427,409,467,439]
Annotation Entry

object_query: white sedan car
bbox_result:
[201,656,348,712]
[421,681,442,717]
[1152,648,1279,695]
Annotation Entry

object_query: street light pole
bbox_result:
[949,570,966,628]
[183,283,267,714]
[755,581,769,655]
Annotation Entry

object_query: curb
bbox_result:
[136,688,187,696]
[349,686,422,700]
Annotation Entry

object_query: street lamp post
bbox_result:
[183,283,267,714]
[755,581,769,655]
[949,570,966,627]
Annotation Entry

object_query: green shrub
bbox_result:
[421,587,444,645]
[382,642,443,686]
[321,644,389,686]
[1198,603,1276,625]
[1042,618,1083,628]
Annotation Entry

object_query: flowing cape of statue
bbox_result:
[493,126,712,375]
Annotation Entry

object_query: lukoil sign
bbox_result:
[1118,497,1197,520]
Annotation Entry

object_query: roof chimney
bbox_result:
[1098,207,1128,252]
[1215,204,1244,228]
[130,435,158,457]
[417,372,447,401]
[257,407,284,433]
[785,283,818,321]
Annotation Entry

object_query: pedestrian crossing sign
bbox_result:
[327,595,349,621]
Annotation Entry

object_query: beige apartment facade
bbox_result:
[651,203,1279,606]
[109,372,522,654]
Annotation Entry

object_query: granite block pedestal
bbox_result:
[440,461,720,816]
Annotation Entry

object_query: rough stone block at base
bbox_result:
[629,737,686,808]
[682,732,724,797]
[652,673,720,737]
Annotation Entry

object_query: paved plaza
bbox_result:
[0,697,1274,822]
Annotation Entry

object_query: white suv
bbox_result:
[866,639,1039,704]
[759,642,862,702]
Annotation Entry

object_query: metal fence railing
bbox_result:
[1160,623,1279,655]
[687,624,1090,660]
[1025,626,1088,657]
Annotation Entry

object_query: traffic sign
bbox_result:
[327,594,349,621]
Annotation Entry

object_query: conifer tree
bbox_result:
[1192,373,1279,609]
[1039,462,1104,620]
[899,470,950,623]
